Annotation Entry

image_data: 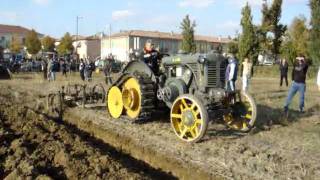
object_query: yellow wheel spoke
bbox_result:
[194,126,199,135]
[194,110,200,117]
[245,114,252,119]
[172,113,182,119]
[195,119,202,125]
[181,99,189,109]
[180,104,185,111]
[190,103,196,110]
[190,128,197,138]
[180,127,188,138]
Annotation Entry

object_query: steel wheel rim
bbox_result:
[107,86,123,118]
[224,92,255,131]
[171,97,204,142]
[122,78,141,119]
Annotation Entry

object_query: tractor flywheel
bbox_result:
[223,91,257,132]
[122,78,142,119]
[107,86,123,118]
[171,94,209,143]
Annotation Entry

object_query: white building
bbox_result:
[73,37,101,60]
[101,30,231,62]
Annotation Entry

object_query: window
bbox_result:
[133,37,140,50]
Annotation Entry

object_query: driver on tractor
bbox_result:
[143,40,160,75]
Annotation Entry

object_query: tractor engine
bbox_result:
[160,52,227,107]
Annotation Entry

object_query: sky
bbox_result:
[0,0,311,38]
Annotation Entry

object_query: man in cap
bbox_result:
[284,55,309,116]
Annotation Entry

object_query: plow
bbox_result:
[45,83,106,118]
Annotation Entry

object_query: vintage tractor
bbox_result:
[106,52,257,143]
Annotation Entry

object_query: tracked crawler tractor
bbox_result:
[107,52,257,143]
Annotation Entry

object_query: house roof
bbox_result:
[0,24,43,36]
[109,30,231,44]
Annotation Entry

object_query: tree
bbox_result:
[180,15,196,53]
[259,0,272,53]
[280,32,297,65]
[227,39,239,56]
[289,16,309,57]
[9,35,22,54]
[269,0,287,59]
[238,3,256,62]
[42,36,56,52]
[57,32,74,55]
[25,29,41,55]
[309,0,320,65]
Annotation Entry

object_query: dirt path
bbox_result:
[0,90,175,180]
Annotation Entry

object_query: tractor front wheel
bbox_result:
[223,91,257,132]
[107,86,123,118]
[170,94,209,143]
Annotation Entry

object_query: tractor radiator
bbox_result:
[207,63,217,87]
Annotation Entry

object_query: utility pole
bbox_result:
[109,24,112,55]
[76,16,83,41]
[75,16,83,59]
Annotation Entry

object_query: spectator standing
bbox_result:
[41,59,48,80]
[79,59,85,81]
[241,57,253,92]
[84,60,90,81]
[279,58,289,87]
[225,54,238,92]
[87,60,95,81]
[317,66,320,91]
[284,56,309,115]
[61,60,67,77]
[50,59,59,81]
[104,56,114,84]
[47,58,52,81]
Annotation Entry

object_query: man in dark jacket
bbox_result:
[143,40,160,75]
[279,58,289,87]
[225,54,238,92]
[284,56,309,115]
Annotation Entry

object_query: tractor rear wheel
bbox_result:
[121,73,155,121]
[170,94,209,143]
[223,91,257,132]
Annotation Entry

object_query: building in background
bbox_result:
[73,36,101,61]
[0,24,43,50]
[101,30,231,61]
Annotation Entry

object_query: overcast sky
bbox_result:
[0,0,311,38]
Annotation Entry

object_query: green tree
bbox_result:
[180,15,196,53]
[259,0,272,53]
[42,36,56,52]
[309,0,320,65]
[25,29,41,55]
[227,39,239,56]
[289,16,309,57]
[280,32,297,65]
[57,32,74,55]
[269,0,287,59]
[9,35,22,54]
[238,3,255,62]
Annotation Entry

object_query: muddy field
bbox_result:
[1,73,320,180]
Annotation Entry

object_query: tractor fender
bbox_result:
[121,60,157,82]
